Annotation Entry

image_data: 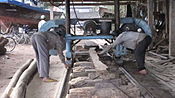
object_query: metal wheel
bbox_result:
[83,20,97,36]
[4,37,16,52]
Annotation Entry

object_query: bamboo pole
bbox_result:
[1,59,33,98]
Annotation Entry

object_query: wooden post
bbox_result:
[147,0,154,49]
[165,0,169,41]
[114,0,120,31]
[50,6,54,20]
[147,0,154,31]
[169,0,175,56]
[65,0,70,34]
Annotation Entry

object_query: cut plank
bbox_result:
[89,48,108,71]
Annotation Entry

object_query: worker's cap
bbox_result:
[40,15,46,19]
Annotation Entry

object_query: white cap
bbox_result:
[137,28,142,32]
[40,15,45,19]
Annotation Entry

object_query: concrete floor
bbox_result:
[26,56,66,98]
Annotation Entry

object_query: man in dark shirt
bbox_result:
[31,26,69,82]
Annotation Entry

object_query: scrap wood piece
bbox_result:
[1,59,33,98]
[158,57,175,65]
[146,66,175,92]
[89,48,108,71]
[10,59,37,98]
[74,51,89,56]
[148,51,168,60]
[145,60,166,72]
[145,56,161,63]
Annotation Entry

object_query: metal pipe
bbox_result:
[57,2,136,6]
[66,38,72,58]
[65,0,71,59]
[66,35,113,40]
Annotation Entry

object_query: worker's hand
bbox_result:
[98,50,106,55]
[98,45,112,55]
[64,60,72,69]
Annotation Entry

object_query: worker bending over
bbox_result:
[100,30,152,75]
[31,26,69,82]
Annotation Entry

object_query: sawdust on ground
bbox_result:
[0,44,35,96]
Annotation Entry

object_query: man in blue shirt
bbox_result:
[100,31,152,75]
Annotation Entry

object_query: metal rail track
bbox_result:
[56,68,72,98]
[119,67,155,98]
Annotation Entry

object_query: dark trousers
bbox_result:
[134,36,152,71]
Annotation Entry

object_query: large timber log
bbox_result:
[1,59,33,98]
[10,59,37,98]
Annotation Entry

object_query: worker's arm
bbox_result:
[57,47,72,69]
[58,51,66,63]
[55,36,66,63]
[99,33,124,54]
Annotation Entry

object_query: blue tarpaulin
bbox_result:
[0,0,49,13]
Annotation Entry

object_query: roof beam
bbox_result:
[41,0,139,2]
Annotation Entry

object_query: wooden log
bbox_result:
[89,48,108,71]
[10,82,26,98]
[10,59,37,98]
[1,59,33,98]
